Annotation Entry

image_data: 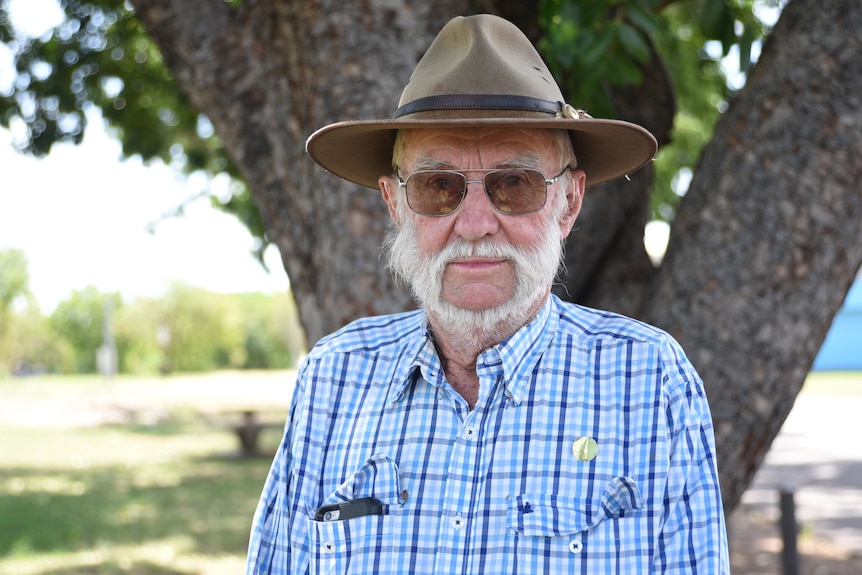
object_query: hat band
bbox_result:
[393,94,562,119]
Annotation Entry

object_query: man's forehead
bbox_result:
[401,127,560,164]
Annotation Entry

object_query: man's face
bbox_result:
[380,127,584,343]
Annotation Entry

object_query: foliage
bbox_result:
[111,283,307,375]
[2,0,778,244]
[234,292,306,370]
[49,284,120,373]
[539,0,771,219]
[0,250,304,375]
[152,283,248,373]
[0,249,66,375]
[0,246,29,311]
[6,291,305,376]
[0,0,268,261]
[0,301,76,376]
[539,0,664,118]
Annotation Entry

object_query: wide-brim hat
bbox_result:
[306,14,657,189]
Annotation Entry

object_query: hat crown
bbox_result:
[398,15,565,112]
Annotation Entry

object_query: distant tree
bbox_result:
[234,292,305,369]
[113,296,163,374]
[0,247,29,315]
[112,288,304,374]
[2,305,75,375]
[49,285,119,373]
[148,283,247,373]
[0,248,74,374]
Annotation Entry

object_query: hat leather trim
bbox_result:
[394,94,563,117]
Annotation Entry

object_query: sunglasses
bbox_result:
[397,166,572,216]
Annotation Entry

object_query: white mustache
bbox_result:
[433,239,548,287]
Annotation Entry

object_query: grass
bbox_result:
[0,371,295,575]
[0,370,857,574]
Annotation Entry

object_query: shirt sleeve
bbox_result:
[246,368,304,575]
[653,339,730,574]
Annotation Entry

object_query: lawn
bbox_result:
[0,370,857,574]
[0,371,295,575]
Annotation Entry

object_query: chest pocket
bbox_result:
[307,455,407,574]
[506,475,645,563]
[507,475,644,536]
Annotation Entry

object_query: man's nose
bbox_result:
[453,181,501,240]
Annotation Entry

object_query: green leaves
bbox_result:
[0,248,29,311]
[539,0,771,221]
[539,0,664,117]
[616,22,651,62]
[698,0,765,72]
[0,0,267,252]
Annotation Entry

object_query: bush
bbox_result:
[235,292,305,369]
[7,282,305,376]
[0,302,76,376]
[49,287,122,374]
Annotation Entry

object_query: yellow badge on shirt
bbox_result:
[572,436,598,461]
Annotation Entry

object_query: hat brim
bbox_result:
[306,117,657,189]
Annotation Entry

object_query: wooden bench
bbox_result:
[230,410,284,457]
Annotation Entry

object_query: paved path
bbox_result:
[739,381,862,553]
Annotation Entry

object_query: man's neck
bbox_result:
[429,326,484,408]
[427,296,547,408]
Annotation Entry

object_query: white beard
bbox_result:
[384,203,566,351]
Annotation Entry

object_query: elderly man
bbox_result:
[247,14,729,575]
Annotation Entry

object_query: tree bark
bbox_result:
[129,0,862,512]
[642,0,862,510]
[131,0,469,345]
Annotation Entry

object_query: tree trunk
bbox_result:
[132,0,469,345]
[130,0,862,512]
[642,0,862,510]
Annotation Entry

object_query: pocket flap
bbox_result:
[321,454,405,507]
[508,476,644,537]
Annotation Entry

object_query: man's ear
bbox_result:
[379,175,401,226]
[559,169,585,239]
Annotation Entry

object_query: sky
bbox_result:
[0,0,289,313]
[0,124,290,313]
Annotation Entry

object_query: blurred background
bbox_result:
[1,0,860,574]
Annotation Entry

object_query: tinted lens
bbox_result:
[483,169,547,214]
[404,169,549,216]
[405,171,466,215]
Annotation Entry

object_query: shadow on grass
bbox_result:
[0,457,270,557]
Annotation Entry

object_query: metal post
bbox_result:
[779,487,800,575]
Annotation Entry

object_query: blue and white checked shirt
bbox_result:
[247,295,729,574]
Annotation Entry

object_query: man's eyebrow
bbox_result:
[499,155,542,170]
[411,156,455,171]
[410,154,544,171]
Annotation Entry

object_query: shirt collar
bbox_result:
[388,318,444,406]
[388,298,558,407]
[479,297,556,406]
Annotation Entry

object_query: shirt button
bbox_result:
[451,514,466,529]
[464,426,477,440]
[568,539,583,554]
[323,542,336,554]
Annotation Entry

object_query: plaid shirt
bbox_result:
[247,295,729,574]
